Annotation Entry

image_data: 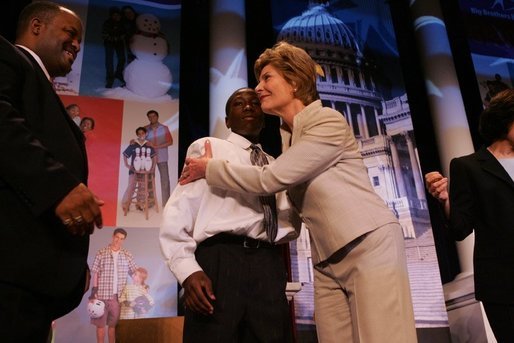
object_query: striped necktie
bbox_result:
[249,144,278,243]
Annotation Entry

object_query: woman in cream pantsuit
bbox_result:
[180,41,417,342]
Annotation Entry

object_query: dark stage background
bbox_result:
[3,1,502,341]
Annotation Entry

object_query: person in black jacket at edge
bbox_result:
[0,1,103,342]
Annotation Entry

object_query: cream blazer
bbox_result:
[207,100,398,264]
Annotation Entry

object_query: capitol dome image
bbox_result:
[277,2,430,240]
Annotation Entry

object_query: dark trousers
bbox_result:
[482,301,514,342]
[0,272,84,343]
[0,282,52,343]
[104,42,125,81]
[183,234,292,343]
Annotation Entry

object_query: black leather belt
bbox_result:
[317,231,370,267]
[200,233,274,249]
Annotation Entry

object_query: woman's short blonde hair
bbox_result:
[254,41,319,105]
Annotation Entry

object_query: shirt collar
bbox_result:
[15,44,52,82]
[226,131,262,151]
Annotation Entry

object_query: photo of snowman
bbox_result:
[124,13,172,98]
[103,13,173,101]
[78,1,180,102]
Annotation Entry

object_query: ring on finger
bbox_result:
[62,218,73,226]
[74,215,84,224]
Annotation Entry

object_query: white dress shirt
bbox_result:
[159,132,298,285]
[498,157,514,181]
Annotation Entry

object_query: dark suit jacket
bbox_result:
[0,35,89,318]
[449,146,514,304]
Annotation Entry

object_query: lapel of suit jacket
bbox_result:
[291,100,320,145]
[16,46,88,166]
[477,146,514,190]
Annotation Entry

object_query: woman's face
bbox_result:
[80,119,93,131]
[255,64,296,116]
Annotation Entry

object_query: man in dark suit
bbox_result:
[0,2,103,341]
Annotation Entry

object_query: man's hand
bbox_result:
[179,140,212,185]
[182,271,216,315]
[55,183,104,236]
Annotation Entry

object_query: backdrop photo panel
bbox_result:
[79,0,181,102]
[60,95,124,226]
[54,227,179,343]
[117,100,179,228]
[53,1,182,341]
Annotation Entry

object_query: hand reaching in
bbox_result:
[425,171,448,202]
[179,140,212,185]
[425,171,450,218]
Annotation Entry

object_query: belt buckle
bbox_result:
[243,237,260,249]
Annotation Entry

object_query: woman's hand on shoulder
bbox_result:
[179,140,212,185]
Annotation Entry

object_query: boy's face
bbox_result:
[111,232,126,251]
[136,129,146,141]
[225,89,264,139]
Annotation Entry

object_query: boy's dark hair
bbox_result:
[109,6,121,17]
[136,126,147,134]
[225,87,255,117]
[66,104,79,111]
[146,110,159,117]
[113,227,127,237]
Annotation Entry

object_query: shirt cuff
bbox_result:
[169,258,203,285]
